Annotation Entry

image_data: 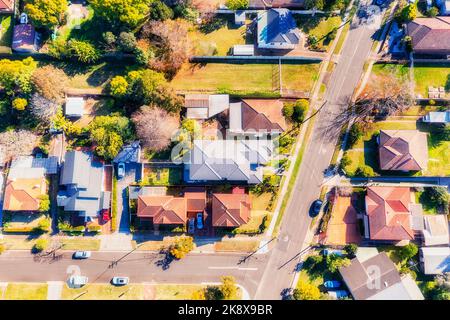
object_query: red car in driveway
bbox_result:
[101,209,110,222]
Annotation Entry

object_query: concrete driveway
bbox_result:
[116,163,141,234]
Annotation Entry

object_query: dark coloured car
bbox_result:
[310,200,323,217]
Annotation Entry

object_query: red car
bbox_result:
[101,209,110,222]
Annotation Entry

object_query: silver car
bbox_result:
[73,251,91,259]
[112,277,129,286]
[68,275,88,288]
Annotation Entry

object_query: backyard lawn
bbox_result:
[189,16,248,56]
[342,120,450,176]
[295,15,343,51]
[170,62,320,94]
[0,15,13,50]
[2,283,48,300]
[141,167,183,186]
[415,191,439,215]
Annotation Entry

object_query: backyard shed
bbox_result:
[65,97,85,118]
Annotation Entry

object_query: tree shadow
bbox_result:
[199,15,228,34]
[154,250,175,270]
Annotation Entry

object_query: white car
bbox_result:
[323,249,345,257]
[73,251,91,259]
[68,275,88,288]
[117,162,125,179]
[112,277,129,286]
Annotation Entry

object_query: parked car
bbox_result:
[188,218,195,234]
[328,290,349,299]
[310,199,323,217]
[112,277,129,286]
[68,275,88,288]
[117,162,125,179]
[73,251,91,259]
[196,213,203,230]
[101,209,110,222]
[324,280,342,289]
[323,249,345,257]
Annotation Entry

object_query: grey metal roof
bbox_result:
[113,141,141,163]
[421,247,450,275]
[11,155,59,174]
[60,151,92,188]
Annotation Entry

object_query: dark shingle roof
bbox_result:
[407,17,450,52]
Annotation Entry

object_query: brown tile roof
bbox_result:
[137,195,187,224]
[184,94,209,108]
[366,187,415,241]
[379,130,428,171]
[407,17,450,54]
[0,0,13,11]
[241,99,287,132]
[212,193,251,227]
[3,178,47,211]
[339,252,402,300]
[184,187,207,212]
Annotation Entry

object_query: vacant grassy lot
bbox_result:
[189,16,247,56]
[296,15,342,51]
[342,120,450,176]
[170,62,320,94]
[2,283,48,300]
[0,15,13,49]
[371,63,450,97]
[214,240,260,252]
[61,284,144,300]
[141,167,183,186]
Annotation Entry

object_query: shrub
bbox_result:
[0,243,5,255]
[38,194,50,212]
[426,6,439,17]
[398,243,418,261]
[67,40,100,64]
[282,103,294,119]
[169,236,195,259]
[344,244,358,258]
[339,153,352,171]
[12,98,28,111]
[102,31,116,48]
[109,76,129,97]
[422,187,449,213]
[220,276,238,300]
[33,238,49,252]
[149,0,174,21]
[355,165,375,177]
[225,0,249,10]
[36,217,51,233]
[118,32,137,53]
[347,122,363,149]
[293,281,321,300]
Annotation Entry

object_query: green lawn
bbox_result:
[170,62,320,94]
[295,15,343,51]
[141,167,183,186]
[333,20,351,55]
[2,283,48,300]
[371,63,450,97]
[61,284,144,300]
[214,240,260,252]
[58,238,101,251]
[342,120,450,176]
[415,192,438,215]
[0,15,13,49]
[189,16,248,56]
[57,6,95,42]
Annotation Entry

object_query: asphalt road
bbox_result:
[0,250,268,297]
[254,4,382,299]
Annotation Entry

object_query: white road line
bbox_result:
[208,266,236,270]
[237,267,258,271]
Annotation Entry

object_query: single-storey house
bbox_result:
[65,97,85,118]
[0,0,13,13]
[249,0,305,9]
[57,151,110,221]
[184,94,230,120]
[365,186,424,242]
[407,17,450,57]
[12,23,39,53]
[2,166,47,212]
[422,111,450,123]
[436,0,450,15]
[228,99,287,137]
[212,192,251,227]
[185,139,273,184]
[420,247,450,275]
[378,130,428,171]
[422,214,450,246]
[339,252,424,300]
[257,9,301,50]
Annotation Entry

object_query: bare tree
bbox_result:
[29,93,60,125]
[0,130,39,162]
[132,105,180,152]
[141,20,190,78]
[31,65,69,105]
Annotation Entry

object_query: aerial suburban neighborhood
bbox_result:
[0,0,448,305]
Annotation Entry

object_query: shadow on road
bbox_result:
[154,250,175,270]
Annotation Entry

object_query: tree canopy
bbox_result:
[24,0,68,30]
[0,57,37,97]
[90,0,152,30]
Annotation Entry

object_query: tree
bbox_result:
[282,103,294,119]
[293,281,321,300]
[31,65,69,104]
[344,244,358,258]
[29,93,60,125]
[88,114,133,160]
[103,31,117,50]
[422,187,449,212]
[347,122,363,149]
[89,0,152,30]
[326,254,351,273]
[36,217,51,232]
[51,108,82,138]
[67,40,100,64]
[141,20,189,77]
[225,0,249,10]
[149,1,174,20]
[305,0,324,10]
[398,243,418,261]
[0,130,39,161]
[355,165,375,177]
[38,195,50,212]
[293,99,309,123]
[109,76,129,97]
[132,105,180,152]
[12,98,28,111]
[24,0,68,30]
[118,32,137,53]
[0,57,37,97]
[33,238,49,253]
[397,3,417,23]
[339,153,352,171]
[220,276,238,300]
[426,6,439,17]
[169,236,194,259]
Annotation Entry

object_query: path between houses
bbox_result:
[47,281,63,300]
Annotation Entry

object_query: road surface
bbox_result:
[254,3,383,299]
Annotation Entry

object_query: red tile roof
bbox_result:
[407,17,450,54]
[365,187,415,241]
[241,99,287,133]
[0,0,13,11]
[184,187,206,212]
[137,195,186,224]
[379,130,428,171]
[212,193,251,227]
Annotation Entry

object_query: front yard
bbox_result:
[295,15,343,52]
[61,283,145,300]
[170,62,320,95]
[1,283,48,300]
[342,119,450,176]
[141,166,183,186]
